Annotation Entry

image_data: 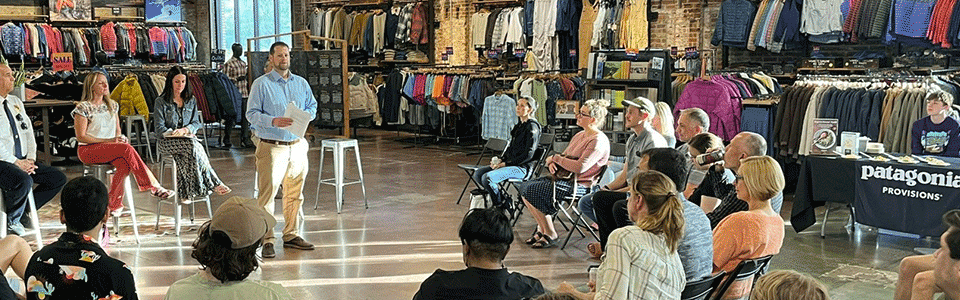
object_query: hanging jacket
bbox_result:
[110,75,150,120]
[214,72,244,123]
[675,79,740,141]
[199,73,236,121]
[188,74,216,122]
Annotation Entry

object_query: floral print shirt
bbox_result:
[25,232,138,300]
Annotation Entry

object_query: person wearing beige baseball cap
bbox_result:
[164,197,291,300]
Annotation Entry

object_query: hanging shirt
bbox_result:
[481,94,518,141]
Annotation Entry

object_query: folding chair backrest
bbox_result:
[539,133,555,153]
[711,255,774,300]
[475,138,510,165]
[488,138,510,153]
[681,271,726,300]
[610,142,627,157]
[527,148,548,180]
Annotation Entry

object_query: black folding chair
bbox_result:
[681,271,726,300]
[456,138,509,204]
[711,255,774,300]
[557,165,606,249]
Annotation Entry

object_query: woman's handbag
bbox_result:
[549,153,578,181]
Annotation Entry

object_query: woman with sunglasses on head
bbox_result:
[154,66,231,200]
[712,156,785,299]
[73,71,174,216]
[518,99,610,249]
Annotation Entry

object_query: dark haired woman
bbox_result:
[154,66,230,199]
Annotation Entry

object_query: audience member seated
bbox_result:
[592,148,712,282]
[705,132,782,228]
[911,88,959,157]
[73,72,174,216]
[579,97,664,258]
[165,196,290,299]
[652,102,676,148]
[0,235,33,299]
[675,108,710,198]
[0,63,67,236]
[712,156,785,299]
[895,209,960,300]
[519,99,610,249]
[24,176,138,300]
[751,270,830,300]
[413,208,545,299]
[685,133,735,207]
[472,96,540,206]
[154,66,232,199]
[557,171,687,299]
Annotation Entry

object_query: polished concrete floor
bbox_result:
[22,129,928,299]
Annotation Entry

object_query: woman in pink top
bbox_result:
[712,156,785,299]
[520,99,610,249]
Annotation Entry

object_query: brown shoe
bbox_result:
[262,243,276,258]
[283,236,315,250]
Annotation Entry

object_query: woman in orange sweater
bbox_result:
[712,155,785,298]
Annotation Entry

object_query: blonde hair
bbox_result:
[582,99,610,128]
[737,156,785,201]
[653,102,675,137]
[630,171,684,253]
[80,72,117,116]
[750,270,830,300]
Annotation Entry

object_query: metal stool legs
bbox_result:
[0,191,43,244]
[314,139,368,213]
[85,164,140,244]
[123,116,154,163]
[155,156,214,236]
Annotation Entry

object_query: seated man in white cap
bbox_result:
[165,197,291,300]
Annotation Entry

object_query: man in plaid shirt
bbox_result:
[220,43,253,148]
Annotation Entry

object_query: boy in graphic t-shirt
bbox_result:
[912,89,960,157]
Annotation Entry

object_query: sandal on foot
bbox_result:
[532,235,557,249]
[525,232,544,245]
[214,185,232,195]
[587,242,604,259]
[150,187,176,199]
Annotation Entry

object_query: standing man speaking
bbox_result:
[246,42,318,258]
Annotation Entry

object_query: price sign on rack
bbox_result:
[51,53,73,72]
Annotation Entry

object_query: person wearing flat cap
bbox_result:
[165,197,292,300]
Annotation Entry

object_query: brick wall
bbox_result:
[434,0,473,65]
[184,0,211,65]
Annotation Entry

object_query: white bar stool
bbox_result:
[84,164,140,244]
[315,138,368,213]
[0,191,43,244]
[155,155,214,236]
[122,115,154,163]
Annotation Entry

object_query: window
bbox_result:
[212,0,292,52]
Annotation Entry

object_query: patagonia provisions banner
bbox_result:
[854,160,960,237]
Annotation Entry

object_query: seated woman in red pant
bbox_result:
[72,71,174,215]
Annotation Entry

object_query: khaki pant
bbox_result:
[255,138,309,244]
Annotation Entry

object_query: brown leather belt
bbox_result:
[260,138,299,146]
